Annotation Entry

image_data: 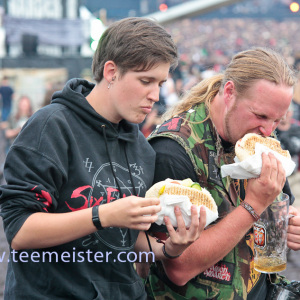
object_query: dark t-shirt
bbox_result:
[150,137,294,300]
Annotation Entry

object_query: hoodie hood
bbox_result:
[52,78,139,143]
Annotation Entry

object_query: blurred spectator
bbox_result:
[140,104,164,138]
[0,95,32,183]
[172,64,184,96]
[182,63,204,92]
[0,128,6,184]
[1,95,33,152]
[276,104,300,172]
[42,82,65,108]
[43,87,56,107]
[0,76,14,122]
[160,73,179,109]
[292,74,300,125]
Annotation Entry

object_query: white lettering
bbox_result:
[7,0,63,19]
[0,251,5,262]
[0,250,154,263]
[203,264,231,282]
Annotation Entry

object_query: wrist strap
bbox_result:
[240,201,260,221]
[162,244,181,259]
[92,205,104,230]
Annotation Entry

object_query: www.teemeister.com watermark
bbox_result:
[0,248,155,263]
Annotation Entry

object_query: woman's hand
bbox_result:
[287,206,300,250]
[99,196,161,231]
[163,205,206,258]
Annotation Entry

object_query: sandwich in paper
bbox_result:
[146,178,218,227]
[235,133,291,161]
[221,133,295,179]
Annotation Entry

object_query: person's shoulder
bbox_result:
[13,103,73,150]
[34,103,69,120]
[23,103,71,135]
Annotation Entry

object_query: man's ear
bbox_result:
[103,61,117,83]
[223,81,235,107]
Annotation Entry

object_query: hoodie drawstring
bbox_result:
[102,125,154,260]
[122,132,154,257]
[124,146,137,196]
[102,125,122,196]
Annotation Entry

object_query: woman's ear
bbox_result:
[103,61,117,83]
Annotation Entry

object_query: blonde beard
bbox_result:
[223,101,239,145]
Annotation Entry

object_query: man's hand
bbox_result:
[245,152,286,214]
[163,205,206,258]
[287,206,300,250]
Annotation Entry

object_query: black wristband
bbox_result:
[92,205,103,230]
[162,244,181,259]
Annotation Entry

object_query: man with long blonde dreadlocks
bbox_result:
[140,47,300,299]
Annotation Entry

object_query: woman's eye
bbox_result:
[141,80,150,85]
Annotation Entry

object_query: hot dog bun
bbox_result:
[235,133,291,161]
[146,178,218,213]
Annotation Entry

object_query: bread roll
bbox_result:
[146,178,218,213]
[235,133,291,161]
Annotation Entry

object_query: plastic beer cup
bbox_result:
[253,193,289,273]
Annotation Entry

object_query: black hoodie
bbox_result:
[0,79,155,299]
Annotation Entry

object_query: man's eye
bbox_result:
[256,114,266,119]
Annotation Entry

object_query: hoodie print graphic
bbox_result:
[65,158,146,250]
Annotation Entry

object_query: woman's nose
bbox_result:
[147,86,160,103]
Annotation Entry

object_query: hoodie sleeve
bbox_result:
[0,108,68,246]
[0,146,66,245]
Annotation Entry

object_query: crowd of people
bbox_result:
[141,17,300,102]
[140,17,300,166]
[0,15,300,300]
[166,17,300,81]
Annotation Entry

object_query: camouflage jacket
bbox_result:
[146,103,262,300]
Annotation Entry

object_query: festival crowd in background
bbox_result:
[139,17,300,172]
[1,16,300,178]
